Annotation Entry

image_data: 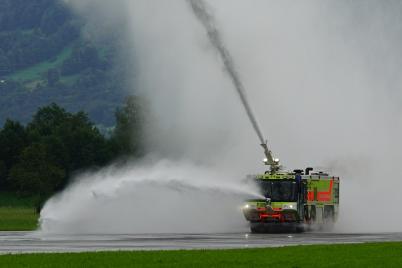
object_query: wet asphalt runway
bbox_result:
[1,232,402,254]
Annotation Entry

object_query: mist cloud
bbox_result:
[46,0,402,233]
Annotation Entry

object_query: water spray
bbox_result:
[186,0,280,172]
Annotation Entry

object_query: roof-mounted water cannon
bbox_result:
[261,141,281,173]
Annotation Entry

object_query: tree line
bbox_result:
[0,97,144,206]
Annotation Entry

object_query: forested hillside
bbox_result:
[0,0,128,128]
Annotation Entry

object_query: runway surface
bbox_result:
[1,232,402,254]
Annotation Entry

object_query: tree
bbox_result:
[0,120,28,172]
[53,111,111,171]
[28,104,68,137]
[0,98,147,198]
[9,143,65,196]
[0,118,35,192]
[27,103,111,178]
[0,160,6,190]
[110,96,145,157]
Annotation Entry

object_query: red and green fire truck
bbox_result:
[242,144,340,233]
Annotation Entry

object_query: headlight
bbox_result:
[282,204,296,210]
[243,204,257,210]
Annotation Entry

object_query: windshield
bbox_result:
[257,180,298,202]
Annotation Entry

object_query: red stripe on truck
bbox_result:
[307,180,334,202]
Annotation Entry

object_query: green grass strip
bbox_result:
[0,207,38,231]
[0,192,39,231]
[0,242,402,267]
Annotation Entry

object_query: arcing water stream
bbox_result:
[187,0,266,146]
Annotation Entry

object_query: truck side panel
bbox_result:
[303,176,339,224]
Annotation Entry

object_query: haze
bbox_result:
[40,0,402,234]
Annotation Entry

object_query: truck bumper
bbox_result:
[250,222,305,233]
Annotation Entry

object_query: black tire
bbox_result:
[310,206,316,223]
[295,226,305,233]
[250,223,265,233]
[308,206,319,231]
[323,206,335,231]
[250,226,259,233]
[304,206,310,222]
[250,226,261,233]
[324,206,334,222]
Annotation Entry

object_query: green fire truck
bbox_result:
[242,143,340,233]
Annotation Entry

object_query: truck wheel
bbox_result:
[304,206,309,222]
[323,206,335,230]
[308,206,319,231]
[310,206,316,223]
[324,206,334,222]
[250,223,263,233]
[250,226,259,233]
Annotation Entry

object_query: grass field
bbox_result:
[0,242,401,267]
[0,192,39,231]
[0,207,38,231]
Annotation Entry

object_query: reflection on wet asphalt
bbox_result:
[0,232,401,254]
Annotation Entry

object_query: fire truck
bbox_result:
[242,143,340,233]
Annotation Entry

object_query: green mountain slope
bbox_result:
[0,0,128,127]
